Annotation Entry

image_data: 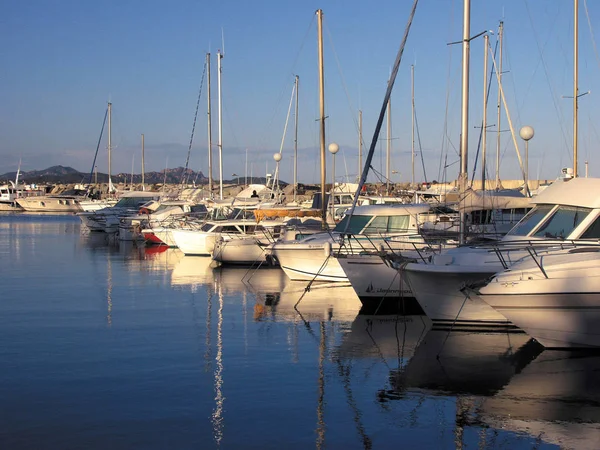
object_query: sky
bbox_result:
[2,0,600,185]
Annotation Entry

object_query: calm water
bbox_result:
[1,214,599,449]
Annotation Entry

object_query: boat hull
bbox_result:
[403,263,513,329]
[337,253,424,315]
[171,229,217,256]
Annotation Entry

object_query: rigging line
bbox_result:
[87,107,108,185]
[438,0,458,183]
[523,0,571,163]
[324,23,364,149]
[344,0,419,231]
[256,16,315,150]
[413,105,428,184]
[274,81,297,185]
[584,0,600,73]
[469,41,496,186]
[183,60,207,185]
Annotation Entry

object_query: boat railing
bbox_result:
[484,238,600,270]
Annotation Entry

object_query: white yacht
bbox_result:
[402,176,600,329]
[78,191,162,232]
[16,188,89,213]
[117,201,208,241]
[476,247,600,348]
[266,203,433,282]
[171,207,272,256]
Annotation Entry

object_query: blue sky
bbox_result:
[2,0,600,185]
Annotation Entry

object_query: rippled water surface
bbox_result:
[1,214,599,449]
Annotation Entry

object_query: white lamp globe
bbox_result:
[519,126,534,141]
[328,142,339,154]
[273,153,282,162]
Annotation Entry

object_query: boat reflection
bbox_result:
[334,314,432,361]
[266,281,362,323]
[402,330,542,396]
[170,255,216,292]
[143,247,185,272]
[479,350,600,449]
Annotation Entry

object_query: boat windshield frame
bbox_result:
[505,204,555,237]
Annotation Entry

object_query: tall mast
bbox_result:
[217,50,224,199]
[495,21,504,189]
[459,0,471,244]
[107,101,112,192]
[358,110,363,183]
[573,0,579,177]
[411,64,415,186]
[207,52,213,196]
[316,9,327,227]
[386,98,391,192]
[481,35,489,190]
[141,133,145,191]
[294,74,299,203]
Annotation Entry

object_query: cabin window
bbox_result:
[221,226,241,234]
[334,215,372,234]
[201,223,215,232]
[505,205,554,237]
[533,206,591,239]
[580,216,600,239]
[362,215,411,235]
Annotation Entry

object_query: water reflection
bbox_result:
[403,331,541,396]
[479,350,600,448]
[171,256,216,292]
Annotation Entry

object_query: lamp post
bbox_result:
[328,143,339,221]
[273,153,282,196]
[519,125,534,197]
[232,173,239,186]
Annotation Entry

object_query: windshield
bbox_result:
[505,205,554,237]
[532,206,591,239]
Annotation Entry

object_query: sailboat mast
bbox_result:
[141,134,145,191]
[217,50,224,200]
[411,64,415,186]
[294,74,299,203]
[317,9,327,227]
[459,0,471,245]
[386,98,391,192]
[573,0,579,177]
[481,35,489,190]
[207,52,213,196]
[495,21,504,189]
[358,110,363,183]
[108,102,112,191]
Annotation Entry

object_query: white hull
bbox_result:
[479,251,600,348]
[271,244,347,282]
[485,293,600,348]
[143,228,177,247]
[337,253,424,314]
[403,263,512,328]
[212,236,269,265]
[17,196,83,213]
[171,229,217,256]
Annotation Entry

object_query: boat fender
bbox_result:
[323,241,332,257]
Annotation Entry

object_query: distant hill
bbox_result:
[0,165,209,185]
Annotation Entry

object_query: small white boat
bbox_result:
[477,247,600,348]
[266,203,434,282]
